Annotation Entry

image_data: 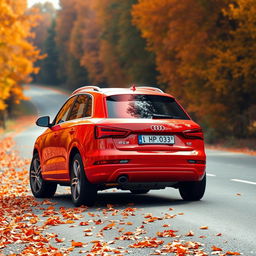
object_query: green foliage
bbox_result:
[55,0,89,90]
[38,20,59,85]
[101,0,158,85]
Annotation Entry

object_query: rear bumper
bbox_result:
[84,150,206,184]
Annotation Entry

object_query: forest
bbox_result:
[0,0,256,145]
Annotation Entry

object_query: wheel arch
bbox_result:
[33,148,39,156]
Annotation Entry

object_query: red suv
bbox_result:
[30,86,206,206]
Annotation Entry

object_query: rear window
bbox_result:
[106,94,190,120]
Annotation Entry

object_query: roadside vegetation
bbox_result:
[0,0,256,148]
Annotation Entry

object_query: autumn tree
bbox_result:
[0,0,41,127]
[56,0,88,90]
[204,0,256,137]
[58,0,156,88]
[69,0,102,85]
[133,0,256,138]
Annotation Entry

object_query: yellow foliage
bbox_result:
[0,0,41,111]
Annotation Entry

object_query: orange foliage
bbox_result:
[72,0,105,84]
[0,0,41,110]
[132,0,256,138]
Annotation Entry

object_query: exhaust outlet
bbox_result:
[117,175,128,184]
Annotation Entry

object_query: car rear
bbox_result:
[85,91,206,188]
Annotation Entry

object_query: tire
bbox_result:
[30,153,57,198]
[130,189,150,194]
[70,153,97,207]
[179,175,206,201]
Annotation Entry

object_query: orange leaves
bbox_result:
[123,231,134,236]
[143,213,162,223]
[131,0,256,137]
[0,137,66,255]
[129,238,164,248]
[80,221,89,226]
[153,241,206,255]
[102,222,116,230]
[0,0,41,113]
[0,137,243,256]
[225,252,241,255]
[212,245,223,251]
[44,217,65,226]
[55,238,65,243]
[157,230,178,238]
[186,231,195,237]
[71,241,84,247]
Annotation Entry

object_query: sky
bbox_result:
[27,0,60,8]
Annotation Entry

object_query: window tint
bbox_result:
[106,94,189,120]
[54,96,77,125]
[67,94,92,121]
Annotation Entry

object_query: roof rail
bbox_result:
[137,87,164,93]
[72,86,101,95]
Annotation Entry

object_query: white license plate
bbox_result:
[138,135,175,145]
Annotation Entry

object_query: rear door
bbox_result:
[42,94,93,181]
[54,94,93,179]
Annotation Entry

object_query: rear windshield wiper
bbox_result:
[151,114,181,119]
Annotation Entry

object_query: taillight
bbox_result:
[182,129,204,140]
[95,126,131,139]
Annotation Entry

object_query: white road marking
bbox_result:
[206,173,216,177]
[231,179,256,185]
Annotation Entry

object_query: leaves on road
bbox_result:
[0,137,242,255]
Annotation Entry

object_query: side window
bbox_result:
[54,96,77,125]
[67,94,92,121]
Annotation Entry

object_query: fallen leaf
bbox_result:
[72,241,84,247]
[225,252,241,255]
[186,231,194,236]
[212,245,222,251]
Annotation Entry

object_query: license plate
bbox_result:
[138,135,175,145]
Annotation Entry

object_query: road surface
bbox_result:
[14,85,256,255]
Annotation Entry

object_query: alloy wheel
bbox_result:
[30,158,43,193]
[71,159,81,201]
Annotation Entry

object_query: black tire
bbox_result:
[70,153,97,207]
[30,153,57,198]
[179,175,206,201]
[130,189,150,194]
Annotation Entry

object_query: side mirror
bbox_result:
[36,116,52,127]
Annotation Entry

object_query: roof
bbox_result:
[71,86,173,97]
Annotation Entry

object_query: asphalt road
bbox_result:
[14,85,256,255]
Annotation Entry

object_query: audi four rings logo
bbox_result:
[151,125,165,131]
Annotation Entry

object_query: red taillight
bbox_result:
[95,126,131,139]
[182,129,204,140]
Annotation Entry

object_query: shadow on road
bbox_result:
[49,191,196,209]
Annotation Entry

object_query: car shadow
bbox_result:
[50,190,195,209]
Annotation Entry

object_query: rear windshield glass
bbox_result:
[106,94,190,119]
